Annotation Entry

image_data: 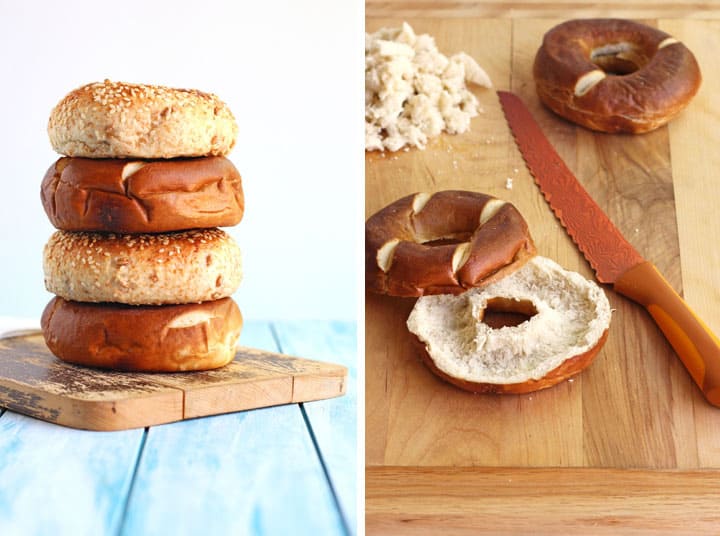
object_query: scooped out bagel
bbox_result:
[366,191,536,297]
[533,18,701,133]
[407,256,612,394]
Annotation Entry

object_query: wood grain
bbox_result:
[366,15,720,532]
[663,18,720,469]
[366,466,720,534]
[0,333,347,431]
[367,1,720,19]
[0,333,184,431]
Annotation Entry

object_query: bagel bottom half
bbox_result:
[406,256,611,394]
[41,297,242,372]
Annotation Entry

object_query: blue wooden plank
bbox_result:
[272,321,357,535]
[239,319,282,352]
[119,321,346,536]
[0,412,144,536]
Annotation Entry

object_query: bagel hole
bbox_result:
[420,232,472,247]
[480,298,538,329]
[590,43,644,75]
[423,238,464,247]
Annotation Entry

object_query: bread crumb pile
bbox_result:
[365,22,492,152]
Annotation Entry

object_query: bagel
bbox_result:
[407,256,612,394]
[48,80,238,158]
[41,156,244,233]
[43,228,242,305]
[366,191,536,297]
[533,19,702,133]
[41,297,243,372]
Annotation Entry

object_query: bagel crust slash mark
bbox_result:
[366,190,536,297]
[407,256,612,394]
[533,18,702,133]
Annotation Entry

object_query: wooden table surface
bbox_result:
[367,0,720,19]
[366,6,720,535]
[0,319,357,535]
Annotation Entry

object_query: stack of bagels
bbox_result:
[40,80,244,372]
[366,190,612,394]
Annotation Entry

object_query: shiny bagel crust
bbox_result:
[41,297,243,372]
[43,228,242,305]
[365,190,536,297]
[48,80,238,158]
[41,156,244,233]
[533,19,701,133]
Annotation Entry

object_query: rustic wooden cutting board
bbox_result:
[366,17,720,533]
[0,332,347,431]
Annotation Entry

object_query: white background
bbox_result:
[0,0,363,321]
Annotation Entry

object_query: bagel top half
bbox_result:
[48,80,238,158]
[366,191,536,297]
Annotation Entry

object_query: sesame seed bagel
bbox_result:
[41,296,243,372]
[43,228,243,305]
[41,156,244,233]
[48,80,238,158]
[407,256,611,394]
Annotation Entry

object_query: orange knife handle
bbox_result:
[614,261,720,407]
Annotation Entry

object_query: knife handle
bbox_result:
[614,261,720,407]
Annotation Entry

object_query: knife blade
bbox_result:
[498,89,720,407]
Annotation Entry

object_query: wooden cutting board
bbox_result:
[0,332,347,431]
[366,17,720,533]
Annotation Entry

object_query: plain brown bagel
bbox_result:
[41,156,244,233]
[41,297,243,372]
[365,191,536,297]
[533,18,702,133]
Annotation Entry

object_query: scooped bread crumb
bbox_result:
[365,22,492,152]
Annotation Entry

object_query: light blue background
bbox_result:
[0,0,363,321]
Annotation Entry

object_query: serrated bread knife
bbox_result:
[498,90,720,407]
